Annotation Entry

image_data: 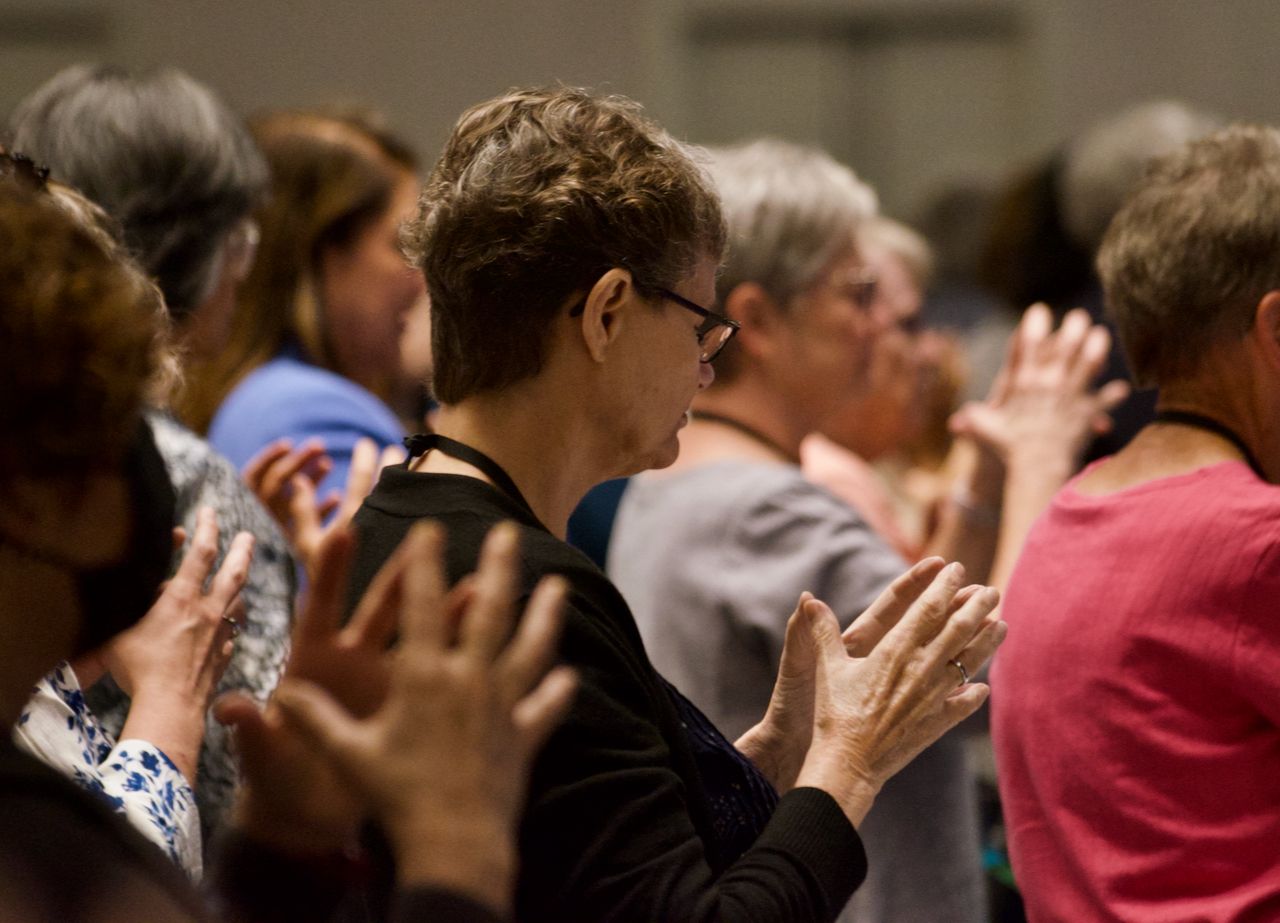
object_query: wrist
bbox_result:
[1004,443,1079,479]
[735,721,800,791]
[390,814,515,917]
[118,691,207,784]
[794,746,881,829]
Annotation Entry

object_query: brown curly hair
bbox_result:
[0,181,165,482]
[402,86,726,404]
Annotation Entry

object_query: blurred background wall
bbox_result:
[2,0,1277,218]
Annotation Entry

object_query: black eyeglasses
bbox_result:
[570,277,740,363]
[651,285,740,363]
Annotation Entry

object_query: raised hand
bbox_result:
[943,304,1131,589]
[951,304,1130,466]
[214,524,403,853]
[241,437,332,523]
[272,522,577,914]
[788,560,1005,827]
[241,437,405,578]
[104,505,253,784]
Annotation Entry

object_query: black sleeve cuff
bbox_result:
[762,787,868,913]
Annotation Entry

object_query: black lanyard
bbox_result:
[403,433,543,525]
[1151,409,1266,480]
[690,411,800,464]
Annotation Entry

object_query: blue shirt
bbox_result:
[209,346,404,499]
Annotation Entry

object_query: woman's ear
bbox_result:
[577,268,632,363]
[723,281,783,365]
[1254,290,1280,374]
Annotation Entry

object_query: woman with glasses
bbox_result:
[608,138,1125,923]
[344,86,1007,923]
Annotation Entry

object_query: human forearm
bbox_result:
[791,746,882,828]
[921,440,1001,583]
[736,718,805,793]
[390,811,515,920]
[989,445,1077,591]
[118,689,207,784]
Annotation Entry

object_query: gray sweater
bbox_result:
[609,461,987,923]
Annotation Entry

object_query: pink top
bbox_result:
[800,434,921,561]
[992,461,1280,922]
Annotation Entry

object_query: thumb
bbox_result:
[213,691,276,774]
[801,596,844,657]
[272,679,367,775]
[949,401,1005,450]
[512,666,579,759]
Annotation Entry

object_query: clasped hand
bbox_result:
[738,558,1005,827]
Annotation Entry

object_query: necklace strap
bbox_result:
[403,433,542,524]
[1151,409,1266,480]
[689,411,800,464]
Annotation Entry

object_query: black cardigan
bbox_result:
[347,466,868,923]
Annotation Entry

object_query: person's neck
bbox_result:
[423,392,608,539]
[1082,362,1279,491]
[1164,348,1280,471]
[674,376,812,471]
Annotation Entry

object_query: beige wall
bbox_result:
[3,0,1280,215]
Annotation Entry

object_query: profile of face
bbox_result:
[321,173,427,393]
[820,243,927,460]
[777,245,891,423]
[601,256,719,476]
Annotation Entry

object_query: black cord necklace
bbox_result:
[689,410,800,464]
[1151,409,1266,480]
[403,432,544,526]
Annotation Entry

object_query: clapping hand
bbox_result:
[740,558,1004,825]
[950,304,1130,467]
[103,506,253,784]
[272,522,577,912]
[241,437,405,578]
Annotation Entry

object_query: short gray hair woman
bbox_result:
[8,64,267,350]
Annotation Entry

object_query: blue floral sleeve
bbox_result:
[13,662,203,879]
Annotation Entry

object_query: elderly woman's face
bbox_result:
[818,245,927,458]
[604,256,719,475]
[779,246,890,417]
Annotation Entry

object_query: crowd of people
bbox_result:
[1,58,1276,923]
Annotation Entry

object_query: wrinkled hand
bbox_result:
[272,522,577,909]
[241,437,404,578]
[950,304,1130,467]
[104,506,253,782]
[790,558,1005,827]
[735,590,824,791]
